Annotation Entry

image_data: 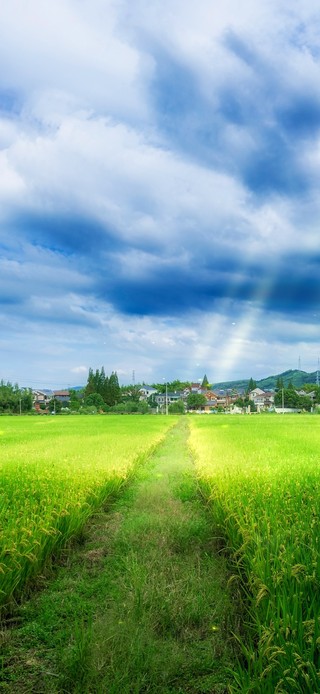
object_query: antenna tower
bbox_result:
[298,355,301,371]
[132,370,135,386]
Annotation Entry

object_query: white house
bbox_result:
[249,388,274,410]
[139,386,158,400]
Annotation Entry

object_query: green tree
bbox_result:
[235,397,245,407]
[101,375,109,403]
[68,389,82,411]
[85,368,95,397]
[0,381,32,413]
[48,398,62,413]
[85,368,121,407]
[137,400,149,414]
[108,372,121,406]
[248,377,257,392]
[234,395,256,412]
[187,393,207,410]
[84,393,106,410]
[122,385,142,402]
[201,374,209,389]
[152,380,190,394]
[168,399,185,414]
[274,389,303,408]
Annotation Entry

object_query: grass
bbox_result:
[0,419,239,693]
[188,415,320,693]
[0,415,175,613]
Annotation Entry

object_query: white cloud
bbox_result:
[0,0,319,385]
[71,365,88,374]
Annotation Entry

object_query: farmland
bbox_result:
[0,414,175,612]
[189,415,320,692]
[1,413,320,692]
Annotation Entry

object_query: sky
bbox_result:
[1,0,320,389]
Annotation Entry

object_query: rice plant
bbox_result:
[0,415,175,613]
[188,415,320,693]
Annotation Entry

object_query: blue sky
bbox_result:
[1,0,320,388]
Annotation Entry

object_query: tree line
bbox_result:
[0,381,33,414]
[83,368,149,413]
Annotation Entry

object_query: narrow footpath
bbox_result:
[2,420,239,693]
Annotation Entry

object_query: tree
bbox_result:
[248,377,257,392]
[168,399,185,414]
[187,393,207,410]
[234,395,256,412]
[152,380,191,394]
[84,368,95,397]
[85,367,121,407]
[122,385,142,402]
[84,393,106,410]
[68,389,82,411]
[235,397,245,407]
[201,374,209,389]
[274,388,310,409]
[137,400,149,414]
[0,381,32,413]
[48,398,62,413]
[302,384,320,403]
[148,394,158,409]
[108,372,121,406]
[100,375,109,403]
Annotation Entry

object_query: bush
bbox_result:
[168,400,185,414]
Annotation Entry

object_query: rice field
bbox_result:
[0,414,175,613]
[188,415,320,693]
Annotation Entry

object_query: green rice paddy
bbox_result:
[189,415,320,692]
[1,413,320,692]
[0,415,175,612]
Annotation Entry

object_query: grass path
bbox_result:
[1,419,239,693]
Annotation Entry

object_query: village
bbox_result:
[31,382,319,414]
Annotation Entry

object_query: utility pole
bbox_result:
[317,359,319,388]
[163,379,168,415]
[282,387,284,413]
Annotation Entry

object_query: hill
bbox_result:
[213,369,319,392]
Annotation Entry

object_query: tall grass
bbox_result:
[0,415,175,613]
[188,415,320,692]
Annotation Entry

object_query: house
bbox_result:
[53,390,70,403]
[249,388,275,410]
[139,386,158,400]
[189,383,204,393]
[296,390,316,401]
[155,391,185,407]
[210,391,238,408]
[32,390,52,406]
[199,399,219,413]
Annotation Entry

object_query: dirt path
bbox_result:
[1,419,238,693]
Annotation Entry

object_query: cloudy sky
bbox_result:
[1,0,320,388]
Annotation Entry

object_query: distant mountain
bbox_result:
[212,379,249,393]
[257,370,318,390]
[213,369,319,392]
